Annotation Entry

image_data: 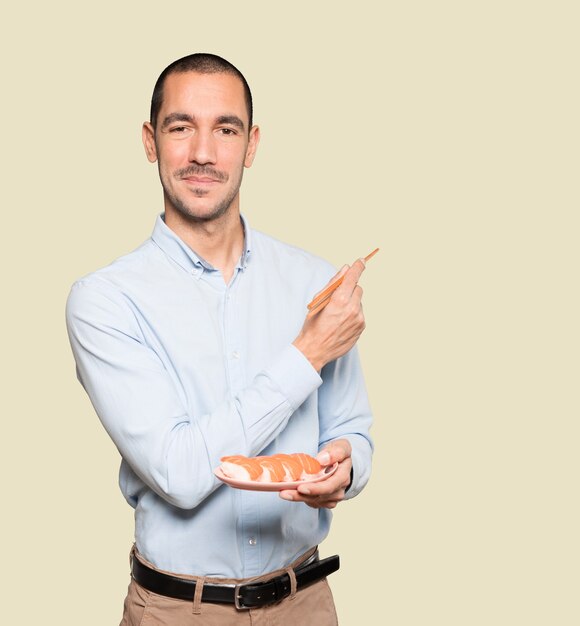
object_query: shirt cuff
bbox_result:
[264,344,322,410]
[341,434,373,500]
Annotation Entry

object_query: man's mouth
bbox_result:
[183,176,219,184]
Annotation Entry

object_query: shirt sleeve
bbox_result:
[317,346,374,499]
[66,280,322,510]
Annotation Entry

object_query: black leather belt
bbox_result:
[131,551,340,610]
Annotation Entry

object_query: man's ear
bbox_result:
[142,122,158,163]
[244,125,260,168]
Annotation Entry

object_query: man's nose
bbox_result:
[188,131,217,165]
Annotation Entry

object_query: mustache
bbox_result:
[175,164,228,182]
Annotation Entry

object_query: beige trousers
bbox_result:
[120,548,339,626]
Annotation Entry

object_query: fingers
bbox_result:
[311,265,349,301]
[336,258,366,297]
[279,487,345,509]
[316,438,352,466]
[310,277,362,320]
[321,262,364,313]
[281,470,347,499]
[298,457,351,498]
[296,260,367,369]
[307,259,365,317]
[317,254,367,301]
[279,488,345,508]
[328,264,350,287]
[314,259,365,306]
[279,447,352,509]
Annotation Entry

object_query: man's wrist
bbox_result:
[292,337,324,372]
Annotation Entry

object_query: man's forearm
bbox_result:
[67,281,323,509]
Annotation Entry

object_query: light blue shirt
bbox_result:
[66,214,373,578]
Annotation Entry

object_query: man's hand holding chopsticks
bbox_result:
[292,260,366,372]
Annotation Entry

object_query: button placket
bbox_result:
[224,275,261,575]
[223,285,244,395]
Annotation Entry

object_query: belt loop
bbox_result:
[192,576,205,614]
[286,567,297,601]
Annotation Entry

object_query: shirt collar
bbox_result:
[239,215,252,270]
[151,213,252,274]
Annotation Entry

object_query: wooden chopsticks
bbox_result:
[307,248,379,313]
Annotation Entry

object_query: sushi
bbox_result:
[219,452,323,482]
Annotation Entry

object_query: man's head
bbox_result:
[150,53,253,133]
[142,53,259,225]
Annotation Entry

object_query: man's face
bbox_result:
[142,71,259,223]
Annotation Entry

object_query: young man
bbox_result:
[66,53,373,625]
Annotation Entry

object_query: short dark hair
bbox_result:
[150,53,253,131]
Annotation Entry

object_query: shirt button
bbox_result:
[232,351,240,359]
[248,537,257,546]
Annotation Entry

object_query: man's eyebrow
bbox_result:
[216,115,245,131]
[160,112,195,130]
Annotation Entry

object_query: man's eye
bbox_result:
[165,126,195,140]
[167,126,194,137]
[219,128,237,136]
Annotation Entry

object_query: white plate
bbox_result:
[214,463,339,492]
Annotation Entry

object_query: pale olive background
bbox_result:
[1,1,578,624]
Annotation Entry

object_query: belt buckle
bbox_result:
[234,583,252,610]
[234,552,318,611]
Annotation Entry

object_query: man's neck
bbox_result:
[164,207,244,285]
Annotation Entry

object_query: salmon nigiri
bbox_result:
[219,455,263,481]
[271,454,304,481]
[219,452,323,482]
[257,456,287,482]
[290,453,322,477]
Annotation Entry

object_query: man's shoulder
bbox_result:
[68,238,157,300]
[250,228,335,278]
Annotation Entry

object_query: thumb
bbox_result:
[316,439,352,466]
